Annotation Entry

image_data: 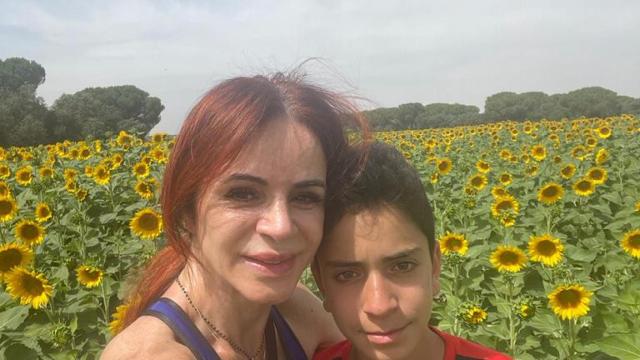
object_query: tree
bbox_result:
[52,85,164,140]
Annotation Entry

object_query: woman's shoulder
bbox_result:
[100,316,194,360]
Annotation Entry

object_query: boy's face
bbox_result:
[313,206,441,360]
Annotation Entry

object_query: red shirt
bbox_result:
[313,327,512,360]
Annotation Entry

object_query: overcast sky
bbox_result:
[2,0,639,133]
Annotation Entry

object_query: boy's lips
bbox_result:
[364,323,411,345]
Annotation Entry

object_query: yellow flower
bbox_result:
[436,158,452,175]
[111,153,124,169]
[63,168,78,182]
[490,245,527,272]
[150,147,168,164]
[34,203,52,223]
[595,148,608,165]
[76,265,104,288]
[15,220,45,246]
[528,234,564,267]
[518,303,535,319]
[130,208,163,240]
[116,131,133,147]
[15,166,33,186]
[587,167,607,185]
[93,165,111,185]
[430,173,439,184]
[491,195,519,227]
[135,180,155,200]
[476,160,491,173]
[538,182,564,205]
[132,162,150,178]
[0,163,10,179]
[595,126,612,139]
[0,196,18,223]
[499,173,512,186]
[463,306,488,325]
[109,303,129,335]
[571,145,588,161]
[0,180,12,198]
[438,232,469,256]
[65,179,78,194]
[39,166,54,179]
[635,201,640,213]
[573,178,595,197]
[620,229,640,259]
[0,243,33,280]
[75,188,89,202]
[531,144,546,161]
[548,284,592,320]
[5,267,53,309]
[151,133,166,143]
[560,164,576,179]
[468,174,488,191]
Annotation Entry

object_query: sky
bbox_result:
[1,0,639,134]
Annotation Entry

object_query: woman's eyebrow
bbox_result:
[293,179,326,189]
[222,174,325,189]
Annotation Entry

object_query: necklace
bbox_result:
[175,277,266,360]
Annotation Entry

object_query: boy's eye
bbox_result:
[391,261,417,273]
[224,187,259,202]
[335,270,360,282]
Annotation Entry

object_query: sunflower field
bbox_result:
[0,115,639,359]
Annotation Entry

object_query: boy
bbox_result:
[312,143,511,360]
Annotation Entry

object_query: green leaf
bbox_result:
[0,305,29,330]
[597,334,640,359]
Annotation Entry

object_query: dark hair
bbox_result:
[324,142,436,256]
[123,70,369,328]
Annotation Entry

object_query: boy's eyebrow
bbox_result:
[223,173,325,188]
[324,247,423,268]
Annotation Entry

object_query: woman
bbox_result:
[101,71,368,359]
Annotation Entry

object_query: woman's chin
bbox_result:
[241,283,298,305]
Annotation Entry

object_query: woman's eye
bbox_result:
[335,271,360,282]
[224,187,259,202]
[292,192,324,206]
[391,261,417,273]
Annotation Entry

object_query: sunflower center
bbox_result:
[38,208,50,218]
[556,289,581,307]
[471,177,483,186]
[0,249,22,272]
[446,238,462,250]
[21,274,45,295]
[20,224,40,240]
[562,167,573,176]
[83,269,101,281]
[536,240,557,256]
[499,251,520,265]
[138,213,160,231]
[628,234,640,248]
[542,186,558,197]
[438,162,449,171]
[19,173,30,181]
[590,170,603,180]
[497,200,513,211]
[0,200,13,216]
[577,181,591,191]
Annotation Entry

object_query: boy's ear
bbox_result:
[432,242,442,296]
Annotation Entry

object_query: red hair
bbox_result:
[123,71,368,327]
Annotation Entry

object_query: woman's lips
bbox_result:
[243,253,296,276]
[365,323,410,345]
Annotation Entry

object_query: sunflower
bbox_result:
[585,136,598,148]
[463,306,488,325]
[560,164,576,179]
[63,168,78,182]
[587,167,607,185]
[0,196,18,223]
[0,163,10,179]
[490,245,527,272]
[78,146,92,160]
[0,180,11,198]
[15,220,45,246]
[109,303,130,335]
[65,179,78,194]
[93,165,111,185]
[436,158,452,175]
[430,173,439,184]
[531,144,546,161]
[116,131,133,148]
[468,174,488,191]
[84,165,94,177]
[35,203,52,223]
[132,162,150,178]
[491,186,510,198]
[476,160,491,173]
[620,229,640,259]
[595,148,608,165]
[5,267,53,309]
[150,147,168,164]
[491,195,520,226]
[76,265,104,288]
[595,126,612,139]
[0,243,33,280]
[499,149,512,160]
[75,188,88,202]
[528,234,564,266]
[39,166,54,179]
[571,145,587,161]
[635,201,640,213]
[518,303,536,319]
[538,182,564,205]
[548,284,592,320]
[499,173,512,186]
[111,153,124,169]
[438,232,469,256]
[151,133,166,143]
[15,166,33,186]
[134,180,155,199]
[573,178,595,197]
[130,208,163,240]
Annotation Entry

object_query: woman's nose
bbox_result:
[256,199,295,240]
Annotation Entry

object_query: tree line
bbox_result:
[364,88,640,130]
[0,57,163,147]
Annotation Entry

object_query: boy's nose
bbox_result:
[361,273,398,318]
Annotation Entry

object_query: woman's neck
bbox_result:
[162,261,272,357]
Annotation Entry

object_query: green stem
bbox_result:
[100,278,110,326]
[567,318,577,359]
[506,276,518,356]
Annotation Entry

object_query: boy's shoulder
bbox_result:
[312,328,512,360]
[431,326,513,360]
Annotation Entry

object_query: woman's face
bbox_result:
[192,118,327,304]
